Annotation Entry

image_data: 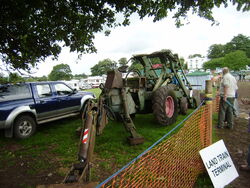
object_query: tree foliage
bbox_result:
[0,74,48,83]
[73,73,88,79]
[207,34,250,59]
[129,59,144,71]
[203,57,224,70]
[37,76,48,81]
[1,0,250,71]
[0,77,8,84]
[224,34,250,57]
[207,44,226,59]
[188,54,204,59]
[9,73,25,83]
[179,57,187,69]
[223,50,250,70]
[203,50,250,70]
[48,64,73,81]
[118,57,128,67]
[91,59,117,76]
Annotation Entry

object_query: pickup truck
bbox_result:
[0,81,95,139]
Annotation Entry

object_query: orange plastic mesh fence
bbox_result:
[99,102,214,188]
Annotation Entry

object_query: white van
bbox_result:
[64,80,80,90]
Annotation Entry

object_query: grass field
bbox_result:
[0,88,215,187]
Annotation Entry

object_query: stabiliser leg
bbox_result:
[121,88,144,145]
[63,104,97,184]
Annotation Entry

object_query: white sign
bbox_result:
[199,140,239,188]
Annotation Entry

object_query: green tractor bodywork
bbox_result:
[100,50,200,144]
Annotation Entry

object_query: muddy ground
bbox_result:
[0,81,249,188]
[215,81,250,188]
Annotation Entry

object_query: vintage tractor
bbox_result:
[99,50,200,145]
[43,50,201,187]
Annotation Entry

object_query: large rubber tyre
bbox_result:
[14,115,36,139]
[180,97,188,115]
[153,86,178,126]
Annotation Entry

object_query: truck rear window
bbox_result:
[0,84,32,102]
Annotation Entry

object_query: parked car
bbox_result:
[0,81,95,139]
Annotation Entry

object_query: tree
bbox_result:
[207,44,225,59]
[37,76,48,81]
[188,54,204,59]
[0,74,8,84]
[8,73,25,83]
[48,64,72,81]
[129,59,144,71]
[73,73,88,79]
[223,50,250,70]
[179,57,187,69]
[91,59,117,76]
[224,34,250,58]
[118,58,128,67]
[207,34,250,60]
[1,1,250,71]
[203,57,224,70]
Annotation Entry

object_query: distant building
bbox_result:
[186,70,211,90]
[187,56,205,71]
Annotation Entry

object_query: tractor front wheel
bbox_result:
[153,86,178,126]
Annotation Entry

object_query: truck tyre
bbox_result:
[153,86,178,126]
[180,97,188,115]
[14,115,36,139]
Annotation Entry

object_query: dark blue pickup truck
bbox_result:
[0,81,95,139]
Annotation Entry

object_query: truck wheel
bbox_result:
[180,97,188,115]
[14,115,36,139]
[153,86,178,126]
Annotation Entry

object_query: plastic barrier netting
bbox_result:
[97,101,215,188]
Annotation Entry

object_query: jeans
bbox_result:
[218,97,235,128]
[248,145,250,167]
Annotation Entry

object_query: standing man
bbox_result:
[217,67,238,129]
[242,72,246,81]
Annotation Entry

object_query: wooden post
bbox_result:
[205,80,213,146]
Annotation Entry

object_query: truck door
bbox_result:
[53,82,81,114]
[33,83,62,120]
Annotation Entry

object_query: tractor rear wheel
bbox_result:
[153,86,178,126]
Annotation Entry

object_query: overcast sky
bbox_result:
[34,4,250,77]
